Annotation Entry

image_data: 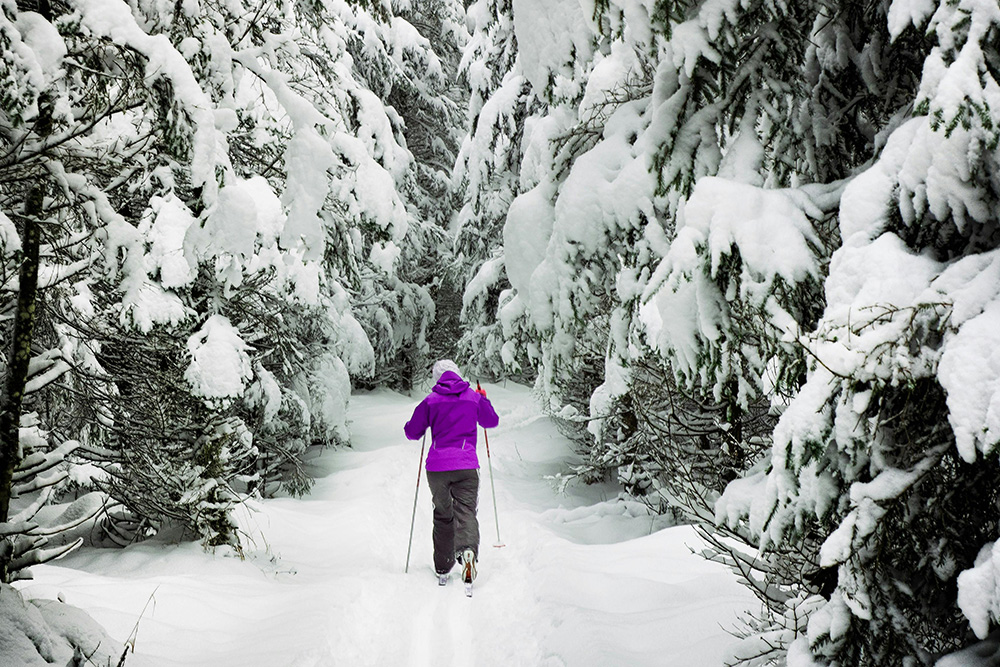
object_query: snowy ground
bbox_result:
[16,382,755,666]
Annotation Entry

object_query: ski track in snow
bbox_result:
[16,383,754,666]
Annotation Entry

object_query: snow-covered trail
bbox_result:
[18,383,754,666]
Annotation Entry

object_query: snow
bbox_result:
[0,584,119,667]
[389,16,444,82]
[957,540,1000,639]
[929,249,1000,462]
[205,184,267,261]
[12,11,65,89]
[787,636,824,667]
[119,280,192,333]
[503,180,555,299]
[920,0,1000,141]
[819,462,936,569]
[512,0,593,98]
[703,12,1000,646]
[0,208,20,255]
[281,129,336,259]
[887,0,938,38]
[587,355,631,440]
[639,176,824,391]
[330,133,410,241]
[805,593,852,649]
[670,177,820,289]
[506,50,661,350]
[580,42,639,120]
[463,255,505,311]
[369,240,401,275]
[296,352,352,442]
[144,196,198,289]
[554,103,657,258]
[936,634,1000,667]
[12,383,753,666]
[938,298,1000,461]
[246,363,283,423]
[183,315,253,404]
[76,0,228,196]
[454,70,527,215]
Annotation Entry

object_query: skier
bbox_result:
[404,360,499,590]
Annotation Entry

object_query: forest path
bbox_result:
[19,382,752,666]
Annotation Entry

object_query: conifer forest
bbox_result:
[2,0,1000,664]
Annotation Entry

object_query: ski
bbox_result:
[464,581,473,597]
[438,573,449,586]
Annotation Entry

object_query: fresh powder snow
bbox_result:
[12,382,754,666]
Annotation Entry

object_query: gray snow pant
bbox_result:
[426,468,480,574]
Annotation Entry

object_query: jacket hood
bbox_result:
[432,359,461,383]
[432,370,469,395]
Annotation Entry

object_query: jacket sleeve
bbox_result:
[404,399,429,440]
[477,395,499,429]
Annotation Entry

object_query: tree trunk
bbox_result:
[0,187,43,527]
[0,6,51,554]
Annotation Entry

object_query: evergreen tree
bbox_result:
[714,0,1000,662]
[457,0,999,662]
[451,0,534,377]
[0,0,465,575]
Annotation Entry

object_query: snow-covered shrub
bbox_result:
[0,417,104,582]
[75,317,253,548]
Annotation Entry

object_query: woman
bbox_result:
[404,360,499,585]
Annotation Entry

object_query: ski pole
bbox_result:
[404,433,427,573]
[483,425,505,548]
[477,381,505,548]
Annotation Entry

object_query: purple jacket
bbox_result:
[404,372,499,471]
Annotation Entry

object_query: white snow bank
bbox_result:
[0,584,121,667]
